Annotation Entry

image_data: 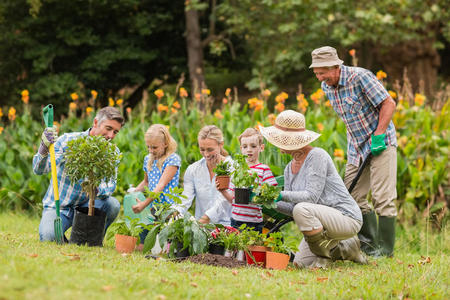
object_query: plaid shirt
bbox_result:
[321,65,397,166]
[32,129,119,210]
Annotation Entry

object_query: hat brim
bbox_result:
[309,59,343,69]
[259,125,321,151]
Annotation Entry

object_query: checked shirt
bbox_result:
[32,129,119,210]
[321,65,397,166]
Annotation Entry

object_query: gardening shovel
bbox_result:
[348,153,372,194]
[43,104,64,244]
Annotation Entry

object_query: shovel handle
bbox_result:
[43,104,54,128]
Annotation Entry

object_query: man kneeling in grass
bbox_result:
[33,107,124,242]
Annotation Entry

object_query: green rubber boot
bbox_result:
[330,236,368,264]
[304,230,335,258]
[358,211,379,256]
[378,216,396,257]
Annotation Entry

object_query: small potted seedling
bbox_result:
[232,154,259,204]
[105,216,145,253]
[64,135,122,246]
[215,226,240,257]
[264,232,295,270]
[240,225,270,267]
[213,160,232,190]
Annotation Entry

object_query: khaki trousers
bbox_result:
[344,146,398,217]
[292,202,361,268]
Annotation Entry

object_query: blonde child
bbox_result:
[130,124,181,248]
[219,128,278,232]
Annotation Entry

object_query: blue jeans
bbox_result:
[231,218,263,233]
[39,197,120,242]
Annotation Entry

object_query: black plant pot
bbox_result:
[208,243,225,255]
[234,188,252,204]
[70,207,106,247]
[175,241,190,258]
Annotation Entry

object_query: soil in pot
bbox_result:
[265,251,290,270]
[216,175,230,190]
[245,245,271,267]
[208,244,225,255]
[234,188,252,204]
[70,207,106,247]
[115,234,137,254]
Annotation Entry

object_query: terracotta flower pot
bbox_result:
[115,234,137,254]
[216,175,230,190]
[245,245,271,267]
[265,251,290,270]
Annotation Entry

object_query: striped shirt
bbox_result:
[32,129,119,210]
[321,65,397,166]
[231,163,278,223]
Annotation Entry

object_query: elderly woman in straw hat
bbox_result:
[260,110,367,268]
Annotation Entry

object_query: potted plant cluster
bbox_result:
[64,135,122,246]
[264,232,295,270]
[210,226,241,258]
[213,160,232,190]
[232,154,259,204]
[105,216,145,254]
[239,225,271,267]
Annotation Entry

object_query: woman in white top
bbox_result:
[174,125,233,225]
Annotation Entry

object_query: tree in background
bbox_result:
[0,0,186,113]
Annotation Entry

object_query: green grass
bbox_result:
[0,212,448,299]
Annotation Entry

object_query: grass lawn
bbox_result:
[0,212,448,299]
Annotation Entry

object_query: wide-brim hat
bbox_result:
[259,110,320,151]
[309,46,343,68]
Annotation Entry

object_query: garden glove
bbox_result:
[370,133,386,156]
[274,193,283,203]
[38,126,58,156]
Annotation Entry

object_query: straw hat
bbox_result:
[309,46,343,68]
[259,110,320,150]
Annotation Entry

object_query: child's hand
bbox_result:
[132,198,148,213]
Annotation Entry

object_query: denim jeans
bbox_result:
[39,197,120,242]
[231,218,263,233]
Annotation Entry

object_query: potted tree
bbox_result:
[105,216,145,253]
[264,232,295,270]
[232,154,259,204]
[64,135,122,246]
[213,160,232,190]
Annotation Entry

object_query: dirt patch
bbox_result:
[184,253,248,268]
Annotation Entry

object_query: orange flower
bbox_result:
[0,108,3,117]
[349,49,356,57]
[126,107,132,114]
[388,90,397,99]
[0,126,3,135]
[70,93,79,101]
[275,92,288,103]
[262,89,271,98]
[222,97,228,104]
[157,104,168,112]
[225,88,231,97]
[248,97,264,111]
[91,90,98,99]
[179,87,188,98]
[325,100,332,107]
[274,102,285,112]
[172,101,181,109]
[310,89,325,104]
[334,149,344,159]
[154,89,164,99]
[8,107,16,121]
[86,106,94,115]
[21,90,29,97]
[268,113,276,125]
[214,109,224,119]
[116,99,123,106]
[69,102,77,111]
[414,93,426,106]
[317,123,324,132]
[171,107,178,114]
[108,98,115,106]
[195,93,201,102]
[22,95,29,104]
[376,70,387,80]
[201,88,211,95]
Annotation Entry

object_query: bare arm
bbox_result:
[374,97,396,135]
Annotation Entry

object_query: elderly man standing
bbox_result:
[310,46,397,257]
[33,107,124,242]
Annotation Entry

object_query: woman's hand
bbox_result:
[198,215,210,224]
[132,198,149,213]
